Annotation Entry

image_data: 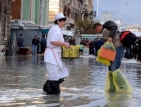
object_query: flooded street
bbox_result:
[0,55,141,107]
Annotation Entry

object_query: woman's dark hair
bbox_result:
[54,18,67,24]
[93,23,102,29]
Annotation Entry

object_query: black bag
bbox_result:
[119,31,137,47]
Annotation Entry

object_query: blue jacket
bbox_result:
[96,38,104,49]
[40,38,46,46]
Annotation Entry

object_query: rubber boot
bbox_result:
[107,71,116,92]
[58,78,64,84]
[43,80,61,95]
[51,80,60,95]
[43,80,54,95]
[43,80,48,92]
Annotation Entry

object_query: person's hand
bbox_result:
[64,42,71,48]
[108,37,113,42]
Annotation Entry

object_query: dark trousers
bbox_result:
[109,46,124,71]
[89,48,94,55]
[95,48,99,56]
[37,45,40,54]
[41,45,46,54]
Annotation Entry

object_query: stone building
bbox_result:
[11,0,21,19]
[0,0,12,51]
[11,0,48,25]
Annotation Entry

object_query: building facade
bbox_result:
[0,0,12,51]
[11,0,93,28]
[101,12,113,23]
[11,0,49,25]
[0,0,94,54]
[48,0,93,22]
[126,24,141,32]
[10,0,50,55]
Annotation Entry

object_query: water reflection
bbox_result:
[43,95,61,106]
[104,92,134,107]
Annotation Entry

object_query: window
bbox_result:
[60,0,64,7]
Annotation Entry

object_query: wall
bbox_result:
[81,34,102,40]
[11,0,21,19]
[0,0,12,49]
[34,0,40,24]
[21,0,48,25]
[0,3,1,39]
[16,30,42,47]
[22,0,30,20]
[49,0,60,21]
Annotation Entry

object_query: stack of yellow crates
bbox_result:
[62,45,80,59]
[62,46,70,58]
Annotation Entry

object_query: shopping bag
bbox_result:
[104,69,133,93]
[99,41,116,62]
[96,50,111,66]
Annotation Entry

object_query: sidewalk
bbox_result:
[80,55,141,64]
[121,58,141,64]
[80,55,95,58]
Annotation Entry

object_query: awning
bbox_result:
[11,23,24,29]
[42,29,50,35]
[11,23,45,30]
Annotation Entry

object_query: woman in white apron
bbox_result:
[43,13,71,95]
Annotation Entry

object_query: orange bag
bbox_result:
[99,42,116,62]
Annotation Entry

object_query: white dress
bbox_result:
[44,25,69,81]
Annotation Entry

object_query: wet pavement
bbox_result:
[0,55,141,107]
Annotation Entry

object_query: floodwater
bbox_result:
[0,55,141,107]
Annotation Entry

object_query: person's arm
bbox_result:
[103,21,118,39]
[32,39,34,45]
[37,39,40,45]
[109,29,117,40]
[51,41,70,48]
[22,38,24,42]
[50,31,71,48]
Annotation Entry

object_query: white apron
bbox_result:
[44,25,69,80]
[48,46,65,70]
[45,46,69,80]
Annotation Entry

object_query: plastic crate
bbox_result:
[62,46,80,59]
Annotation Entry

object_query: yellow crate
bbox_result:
[62,47,70,57]
[62,46,80,59]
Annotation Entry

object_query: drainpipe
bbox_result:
[79,3,81,18]
[39,0,44,25]
[4,0,8,41]
[21,0,23,19]
[5,0,12,56]
[30,0,33,21]
[73,1,76,20]
[46,0,49,25]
